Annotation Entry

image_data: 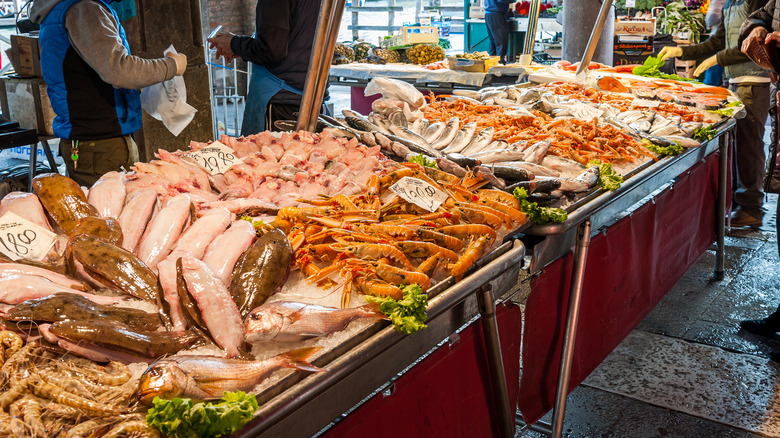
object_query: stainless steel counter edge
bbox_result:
[235,239,526,437]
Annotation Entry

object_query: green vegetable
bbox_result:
[692,125,717,142]
[709,100,742,117]
[438,38,452,50]
[513,187,568,225]
[659,1,706,44]
[146,391,259,438]
[409,154,437,168]
[365,284,428,334]
[632,56,700,83]
[641,139,684,156]
[587,160,624,192]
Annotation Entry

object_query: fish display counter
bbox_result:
[0,63,740,436]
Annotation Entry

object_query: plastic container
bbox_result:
[380,26,439,50]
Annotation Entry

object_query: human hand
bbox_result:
[166,52,187,76]
[658,46,683,61]
[766,31,780,47]
[693,55,717,77]
[742,26,768,53]
[207,32,237,61]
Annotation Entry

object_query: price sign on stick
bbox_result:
[0,212,58,261]
[183,141,244,175]
[389,177,449,213]
[625,0,636,7]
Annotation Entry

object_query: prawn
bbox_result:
[448,235,493,279]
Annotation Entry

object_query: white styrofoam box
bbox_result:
[0,141,64,165]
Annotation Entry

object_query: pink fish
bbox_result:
[0,275,121,305]
[136,194,191,269]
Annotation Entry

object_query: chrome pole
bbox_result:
[297,0,341,132]
[522,0,541,56]
[476,285,514,438]
[550,219,592,438]
[575,0,614,76]
[714,131,730,280]
[311,0,346,125]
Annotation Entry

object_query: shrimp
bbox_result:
[456,205,504,229]
[13,396,46,438]
[438,224,497,242]
[415,228,464,252]
[397,241,459,261]
[354,277,403,300]
[416,254,443,277]
[334,243,415,270]
[27,376,127,416]
[0,331,23,363]
[373,262,431,291]
[380,168,415,186]
[448,235,492,279]
[103,420,161,438]
[364,223,417,240]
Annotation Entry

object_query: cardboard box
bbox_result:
[0,76,55,135]
[447,56,500,73]
[614,19,656,36]
[10,33,41,78]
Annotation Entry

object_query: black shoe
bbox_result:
[730,210,763,228]
[770,351,780,362]
[740,317,780,336]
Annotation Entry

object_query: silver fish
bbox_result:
[460,127,495,156]
[505,88,521,101]
[432,117,460,150]
[422,122,446,143]
[368,113,393,135]
[473,165,505,189]
[244,301,385,343]
[391,141,414,159]
[388,111,408,128]
[650,125,691,137]
[665,135,702,148]
[442,95,481,105]
[361,132,377,146]
[389,125,434,149]
[516,89,542,105]
[499,161,561,177]
[410,118,429,135]
[376,131,443,158]
[481,90,507,101]
[540,155,586,177]
[345,116,379,133]
[442,122,478,154]
[322,126,358,139]
[628,121,652,133]
[574,166,600,187]
[452,89,481,99]
[468,148,526,163]
[494,97,519,108]
[522,140,552,164]
[437,157,469,177]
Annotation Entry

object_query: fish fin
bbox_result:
[281,347,326,373]
[356,302,387,319]
[287,308,307,323]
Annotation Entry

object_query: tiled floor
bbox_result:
[517,194,780,437]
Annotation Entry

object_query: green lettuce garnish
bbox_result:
[692,125,717,142]
[631,56,699,82]
[709,101,741,117]
[641,139,684,156]
[513,187,568,225]
[365,284,428,334]
[587,160,623,191]
[409,154,437,168]
[146,391,259,438]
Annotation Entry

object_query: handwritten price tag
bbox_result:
[183,141,244,175]
[625,0,636,7]
[389,177,449,213]
[0,212,57,261]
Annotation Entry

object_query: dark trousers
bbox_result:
[485,12,509,64]
[60,135,138,187]
[731,82,770,219]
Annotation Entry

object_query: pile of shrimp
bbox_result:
[0,332,157,438]
[423,97,652,165]
[272,163,525,308]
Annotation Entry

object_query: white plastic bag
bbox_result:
[140,45,197,136]
[364,77,426,110]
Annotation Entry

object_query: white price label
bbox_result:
[0,212,57,261]
[183,141,244,175]
[625,0,636,7]
[389,177,449,213]
[631,98,660,108]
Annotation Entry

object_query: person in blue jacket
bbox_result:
[484,0,513,64]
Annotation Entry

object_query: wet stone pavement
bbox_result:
[517,194,780,437]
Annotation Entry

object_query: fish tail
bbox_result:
[281,347,326,373]
[356,302,387,319]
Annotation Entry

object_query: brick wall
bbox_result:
[207,0,256,35]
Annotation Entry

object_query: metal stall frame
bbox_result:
[234,238,526,438]
[520,120,735,437]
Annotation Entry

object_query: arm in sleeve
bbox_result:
[230,0,291,67]
[64,1,177,90]
[739,0,777,47]
[679,20,725,61]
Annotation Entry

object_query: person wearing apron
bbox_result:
[208,0,322,136]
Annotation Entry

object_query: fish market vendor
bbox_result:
[31,0,187,187]
[207,0,321,136]
[485,0,514,64]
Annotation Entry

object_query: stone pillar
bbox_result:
[123,0,214,159]
[562,0,614,66]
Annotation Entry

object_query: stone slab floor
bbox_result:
[517,194,780,437]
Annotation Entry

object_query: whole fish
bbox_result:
[410,118,429,135]
[374,131,442,158]
[665,135,701,148]
[172,207,231,259]
[0,263,88,291]
[484,164,533,182]
[452,89,481,100]
[574,166,600,187]
[445,153,482,168]
[421,122,446,143]
[345,116,380,133]
[230,228,293,317]
[40,324,152,364]
[521,140,552,164]
[497,161,560,178]
[4,293,161,331]
[0,274,121,305]
[0,192,54,232]
[387,111,408,128]
[202,220,257,286]
[32,173,99,235]
[87,171,126,219]
[136,194,191,269]
[360,132,378,147]
[119,189,158,253]
[367,113,393,135]
[540,155,587,177]
[468,148,526,164]
[158,254,190,331]
[431,117,460,150]
[49,319,199,358]
[178,255,244,357]
[322,126,359,139]
[509,178,562,194]
[68,233,158,302]
[437,157,470,178]
[534,176,590,193]
[137,347,325,404]
[391,142,414,160]
[442,122,478,154]
[244,301,385,343]
[71,216,123,246]
[389,125,434,149]
[459,127,495,156]
[473,165,505,189]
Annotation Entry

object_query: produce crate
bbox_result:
[380,26,439,50]
[447,56,500,73]
[675,59,696,78]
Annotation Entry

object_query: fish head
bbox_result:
[137,361,187,405]
[243,308,285,343]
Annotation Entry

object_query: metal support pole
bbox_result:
[476,284,514,438]
[521,0,541,61]
[574,0,614,76]
[298,0,344,132]
[550,219,592,438]
[713,131,731,280]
